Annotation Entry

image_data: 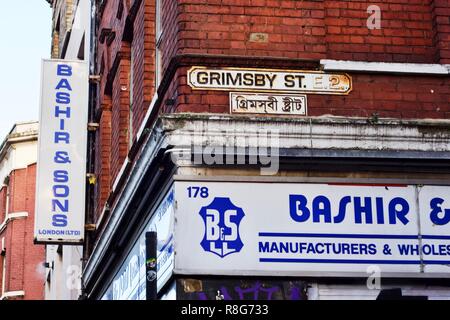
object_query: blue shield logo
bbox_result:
[199,197,245,258]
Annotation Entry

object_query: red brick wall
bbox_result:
[160,0,450,119]
[95,0,157,220]
[95,104,112,220]
[9,169,27,212]
[6,171,25,294]
[433,0,450,63]
[0,251,3,296]
[132,0,156,139]
[326,1,435,63]
[172,66,450,119]
[111,52,131,182]
[166,0,444,64]
[0,187,6,222]
[0,164,45,300]
[174,0,325,60]
[159,0,178,75]
[93,0,450,231]
[22,164,44,300]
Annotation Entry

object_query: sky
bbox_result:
[0,2,52,139]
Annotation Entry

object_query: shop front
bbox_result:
[95,171,450,300]
[83,105,450,300]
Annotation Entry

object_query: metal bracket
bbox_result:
[87,123,100,132]
[86,173,97,185]
[85,224,97,232]
[89,75,101,83]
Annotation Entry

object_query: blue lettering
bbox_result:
[57,64,73,76]
[54,106,71,118]
[341,243,350,255]
[312,195,332,223]
[350,243,359,254]
[54,131,70,144]
[289,195,310,222]
[354,197,373,224]
[259,242,270,253]
[430,198,450,226]
[307,243,316,254]
[270,242,279,253]
[53,170,69,183]
[289,194,413,226]
[315,243,325,254]
[388,197,409,225]
[398,244,419,256]
[56,92,71,104]
[52,199,69,213]
[53,185,69,197]
[279,242,289,253]
[334,196,350,223]
[54,151,71,164]
[52,214,68,227]
[55,78,72,91]
[376,197,385,224]
[423,245,431,255]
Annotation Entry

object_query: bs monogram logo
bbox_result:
[199,197,245,258]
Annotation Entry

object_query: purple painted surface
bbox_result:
[178,279,307,300]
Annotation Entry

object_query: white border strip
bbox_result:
[0,212,28,234]
[321,59,450,75]
[8,212,29,219]
[111,157,130,193]
[136,93,159,141]
[0,290,25,300]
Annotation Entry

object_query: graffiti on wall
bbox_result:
[177,279,307,300]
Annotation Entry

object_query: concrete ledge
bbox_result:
[162,114,450,155]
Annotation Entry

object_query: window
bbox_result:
[1,237,6,297]
[5,182,9,220]
[122,10,134,148]
[156,0,163,41]
[0,187,5,223]
[1,177,10,223]
[155,0,163,87]
[129,45,134,148]
[1,178,9,297]
[77,34,85,60]
[117,0,124,20]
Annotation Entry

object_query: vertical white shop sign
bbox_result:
[34,59,88,244]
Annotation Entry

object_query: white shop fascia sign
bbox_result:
[34,60,88,244]
[174,181,450,278]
